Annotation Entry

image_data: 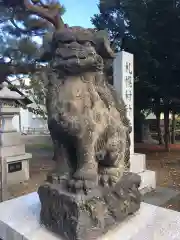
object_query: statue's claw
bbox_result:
[47,172,69,184]
[67,179,97,194]
[99,174,118,187]
[98,167,122,187]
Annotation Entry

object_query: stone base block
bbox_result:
[38,172,141,240]
[6,153,32,185]
[139,170,156,195]
[0,192,180,240]
[130,153,156,195]
[130,153,146,173]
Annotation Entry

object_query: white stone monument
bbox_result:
[113,51,156,193]
[0,82,32,190]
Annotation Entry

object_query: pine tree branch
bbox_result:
[0,61,43,80]
[23,0,64,30]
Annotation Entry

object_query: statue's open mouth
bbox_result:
[55,47,89,60]
[51,55,103,73]
[51,43,103,72]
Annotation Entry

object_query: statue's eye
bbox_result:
[58,42,64,48]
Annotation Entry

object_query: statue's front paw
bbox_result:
[99,174,118,187]
[98,167,122,187]
[47,172,69,184]
[67,179,97,194]
[67,166,98,194]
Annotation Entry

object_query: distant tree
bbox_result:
[92,0,180,150]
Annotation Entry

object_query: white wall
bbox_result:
[146,112,172,120]
[28,111,47,129]
[12,108,47,132]
[10,77,47,132]
[12,108,29,132]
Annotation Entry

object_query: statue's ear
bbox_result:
[94,29,114,59]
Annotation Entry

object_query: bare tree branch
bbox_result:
[0,61,44,80]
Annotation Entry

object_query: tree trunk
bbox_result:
[164,103,170,151]
[154,98,164,145]
[171,110,176,144]
[155,109,164,145]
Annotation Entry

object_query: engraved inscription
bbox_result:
[8,162,22,173]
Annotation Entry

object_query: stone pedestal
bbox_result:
[130,153,156,194]
[0,83,32,189]
[0,192,180,240]
[38,173,141,240]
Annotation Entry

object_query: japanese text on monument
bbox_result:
[124,61,133,118]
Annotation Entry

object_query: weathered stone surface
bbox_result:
[44,26,132,192]
[38,172,141,240]
[38,25,141,240]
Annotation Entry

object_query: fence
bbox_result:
[21,127,49,135]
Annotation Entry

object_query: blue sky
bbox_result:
[60,0,99,28]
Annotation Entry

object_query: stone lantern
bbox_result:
[0,82,32,201]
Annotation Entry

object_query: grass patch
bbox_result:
[27,143,53,151]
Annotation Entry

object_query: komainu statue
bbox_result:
[44,27,132,187]
[38,26,141,240]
